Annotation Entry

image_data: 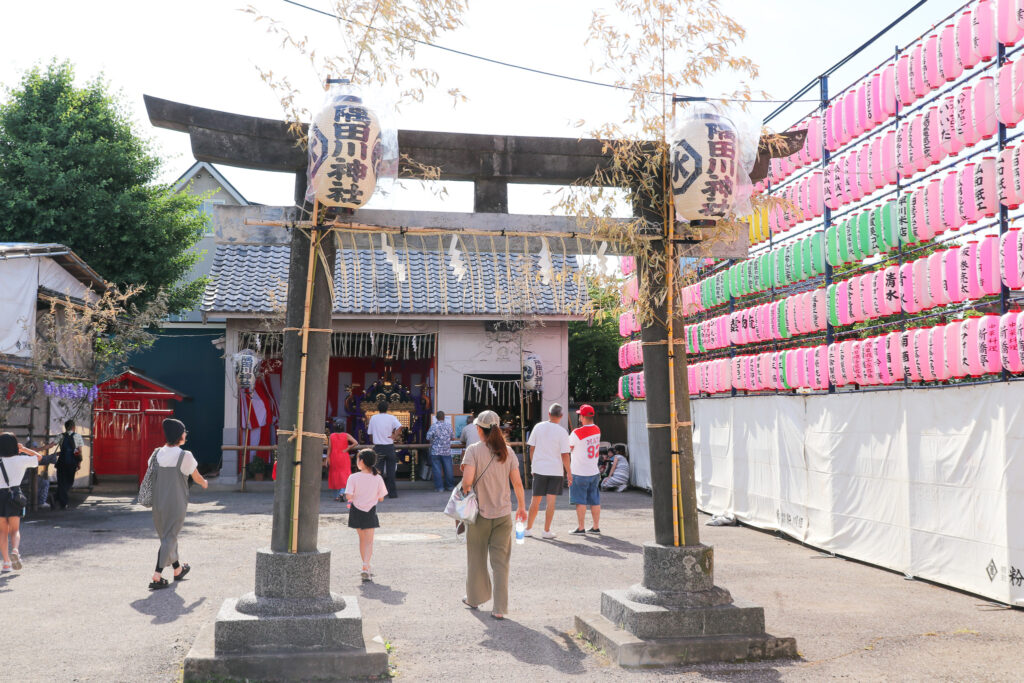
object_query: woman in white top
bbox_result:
[0,432,43,572]
[149,419,207,590]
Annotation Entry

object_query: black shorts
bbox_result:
[0,488,25,517]
[532,474,564,497]
[348,505,380,529]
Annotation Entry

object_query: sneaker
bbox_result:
[588,527,602,534]
[10,550,21,570]
[570,528,587,535]
[616,483,628,492]
[541,530,557,539]
[523,528,533,538]
[1,563,9,572]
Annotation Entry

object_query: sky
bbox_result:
[0,0,970,212]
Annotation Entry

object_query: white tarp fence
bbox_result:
[627,401,651,490]
[0,258,38,357]
[689,383,1024,605]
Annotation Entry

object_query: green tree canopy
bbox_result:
[0,60,206,313]
[568,284,623,404]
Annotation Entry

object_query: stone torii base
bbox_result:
[576,544,798,667]
[183,550,388,681]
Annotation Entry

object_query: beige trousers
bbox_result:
[465,514,512,613]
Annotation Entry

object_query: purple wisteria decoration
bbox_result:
[43,381,99,403]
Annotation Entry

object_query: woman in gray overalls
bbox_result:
[149,419,207,590]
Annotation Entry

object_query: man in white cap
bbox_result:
[568,404,602,534]
[523,403,570,539]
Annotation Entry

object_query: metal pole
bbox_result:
[820,75,836,394]
[998,40,1011,381]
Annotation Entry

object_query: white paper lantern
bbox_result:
[670,105,755,221]
[307,88,382,209]
[522,354,543,391]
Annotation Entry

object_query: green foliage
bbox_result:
[568,284,623,403]
[0,60,207,313]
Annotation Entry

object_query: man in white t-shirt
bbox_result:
[367,402,402,498]
[460,413,480,448]
[568,404,602,534]
[524,403,570,539]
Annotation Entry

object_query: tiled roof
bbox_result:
[202,244,587,317]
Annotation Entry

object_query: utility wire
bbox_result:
[279,0,818,104]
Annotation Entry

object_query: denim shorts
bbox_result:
[569,474,600,506]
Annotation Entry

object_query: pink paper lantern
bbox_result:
[956,85,979,148]
[941,23,964,81]
[997,61,1024,126]
[910,114,927,173]
[959,162,980,223]
[974,0,999,61]
[946,321,969,377]
[1001,311,1024,372]
[887,331,905,382]
[825,106,839,152]
[959,242,984,300]
[925,33,944,89]
[883,129,899,185]
[897,120,913,178]
[912,42,929,98]
[979,234,1002,295]
[999,146,1023,208]
[858,144,874,197]
[942,170,965,231]
[923,106,944,166]
[944,247,966,303]
[1002,228,1024,288]
[974,76,998,139]
[897,54,915,107]
[900,262,920,313]
[939,96,962,156]
[929,250,951,306]
[881,63,898,116]
[931,326,952,381]
[975,156,999,218]
[914,257,933,311]
[1014,59,1024,116]
[856,82,870,133]
[874,335,893,385]
[904,330,922,382]
[868,72,883,127]
[881,265,902,315]
[850,275,867,323]
[843,90,858,142]
[958,10,982,69]
[836,280,852,325]
[808,116,823,161]
[999,0,1024,45]
[842,340,858,385]
[916,328,935,382]
[979,315,1002,373]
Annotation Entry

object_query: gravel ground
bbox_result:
[4,484,1024,682]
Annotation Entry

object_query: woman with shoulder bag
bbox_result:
[459,410,526,620]
[0,433,43,572]
[148,419,208,590]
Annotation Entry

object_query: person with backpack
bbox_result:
[0,433,43,572]
[148,418,207,590]
[54,420,83,510]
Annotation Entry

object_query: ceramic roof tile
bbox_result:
[202,245,586,317]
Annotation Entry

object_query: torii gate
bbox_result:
[148,95,801,677]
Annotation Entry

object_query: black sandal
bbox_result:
[149,578,170,590]
[173,564,191,581]
[461,597,478,610]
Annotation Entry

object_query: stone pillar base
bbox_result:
[183,549,389,681]
[576,543,797,667]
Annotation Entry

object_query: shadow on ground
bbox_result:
[470,611,587,675]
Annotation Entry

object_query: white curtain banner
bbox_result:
[0,259,38,357]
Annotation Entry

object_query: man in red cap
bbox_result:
[568,404,602,534]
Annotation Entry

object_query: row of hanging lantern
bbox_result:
[688,309,1024,394]
[686,147,1024,314]
[759,0,1024,191]
[684,229,1024,351]
[617,340,644,369]
[617,371,647,400]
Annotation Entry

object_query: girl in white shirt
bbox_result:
[0,432,43,571]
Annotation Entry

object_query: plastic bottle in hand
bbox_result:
[515,520,525,545]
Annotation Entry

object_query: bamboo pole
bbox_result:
[288,205,321,553]
[519,331,530,485]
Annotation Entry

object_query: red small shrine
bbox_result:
[92,369,187,483]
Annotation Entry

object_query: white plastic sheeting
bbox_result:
[691,383,1024,605]
[627,401,651,490]
[0,259,38,357]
